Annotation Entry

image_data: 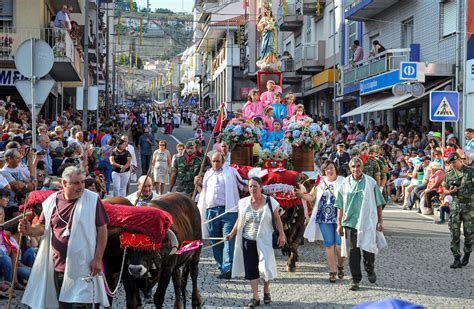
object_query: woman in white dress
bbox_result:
[151,140,171,195]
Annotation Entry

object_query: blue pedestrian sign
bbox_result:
[430,91,459,122]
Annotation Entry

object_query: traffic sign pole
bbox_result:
[30,39,36,152]
[442,122,445,150]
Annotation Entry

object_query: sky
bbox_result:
[135,0,195,13]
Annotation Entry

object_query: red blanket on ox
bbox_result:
[22,190,173,243]
[229,165,302,209]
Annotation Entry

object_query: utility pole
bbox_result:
[105,1,110,118]
[96,4,100,134]
[83,0,89,130]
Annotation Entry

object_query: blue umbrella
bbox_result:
[353,298,424,309]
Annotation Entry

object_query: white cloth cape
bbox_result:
[22,190,109,308]
[339,175,387,257]
[197,165,243,238]
[304,176,345,242]
[231,195,279,281]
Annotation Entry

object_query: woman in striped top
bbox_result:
[227,177,285,308]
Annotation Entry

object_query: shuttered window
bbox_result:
[0,0,13,28]
[442,0,457,37]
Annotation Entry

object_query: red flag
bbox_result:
[314,174,321,187]
[213,103,226,135]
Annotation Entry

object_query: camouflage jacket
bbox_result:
[363,157,381,181]
[444,165,473,203]
[173,155,202,195]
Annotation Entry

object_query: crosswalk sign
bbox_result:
[430,91,459,122]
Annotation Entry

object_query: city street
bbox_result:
[2,126,472,308]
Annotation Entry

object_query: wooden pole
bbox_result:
[191,133,215,201]
[7,197,30,308]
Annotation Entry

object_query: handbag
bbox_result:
[267,196,281,249]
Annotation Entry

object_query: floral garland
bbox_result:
[284,117,323,151]
[221,122,259,150]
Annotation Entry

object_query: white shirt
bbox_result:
[205,168,226,208]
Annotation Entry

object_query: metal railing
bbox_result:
[294,42,320,65]
[345,0,359,9]
[281,58,294,72]
[0,27,81,71]
[277,0,303,23]
[343,48,410,84]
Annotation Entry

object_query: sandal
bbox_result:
[329,272,337,283]
[338,266,345,279]
[246,298,260,307]
[14,282,25,290]
[264,293,271,305]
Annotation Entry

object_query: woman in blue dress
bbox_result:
[300,160,346,283]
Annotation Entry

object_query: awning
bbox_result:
[393,79,452,108]
[341,94,410,117]
[341,79,452,118]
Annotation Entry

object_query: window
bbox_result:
[0,0,14,28]
[401,18,414,48]
[285,41,292,54]
[346,21,357,63]
[441,0,456,38]
[305,15,312,43]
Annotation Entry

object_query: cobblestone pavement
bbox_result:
[2,204,473,308]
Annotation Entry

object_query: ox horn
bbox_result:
[166,230,179,255]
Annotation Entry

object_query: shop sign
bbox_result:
[0,69,27,86]
[359,70,402,95]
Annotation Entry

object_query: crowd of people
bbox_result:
[0,83,471,307]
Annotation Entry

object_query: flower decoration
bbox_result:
[221,121,258,150]
[284,118,322,151]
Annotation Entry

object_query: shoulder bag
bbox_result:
[267,196,281,249]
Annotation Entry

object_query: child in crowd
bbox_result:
[263,106,275,133]
[272,93,287,120]
[435,195,452,224]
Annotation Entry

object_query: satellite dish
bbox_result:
[14,38,54,79]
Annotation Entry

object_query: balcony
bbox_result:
[49,0,83,13]
[278,0,304,32]
[303,0,326,15]
[345,0,400,21]
[0,28,82,81]
[281,58,302,84]
[343,48,410,86]
[294,41,325,74]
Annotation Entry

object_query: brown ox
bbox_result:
[103,193,202,309]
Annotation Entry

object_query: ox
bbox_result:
[103,193,202,309]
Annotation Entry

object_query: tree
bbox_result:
[154,8,174,14]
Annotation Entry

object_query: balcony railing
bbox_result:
[277,0,303,31]
[343,48,410,85]
[282,58,294,72]
[294,43,319,65]
[0,27,81,81]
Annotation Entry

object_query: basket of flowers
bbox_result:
[221,122,259,166]
[284,118,322,172]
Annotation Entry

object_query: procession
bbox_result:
[0,0,473,308]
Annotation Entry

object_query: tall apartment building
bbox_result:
[0,0,107,119]
[339,0,463,133]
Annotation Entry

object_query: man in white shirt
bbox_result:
[126,175,158,206]
[195,152,245,279]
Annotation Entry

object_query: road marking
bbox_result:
[169,134,182,145]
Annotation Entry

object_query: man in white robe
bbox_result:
[19,166,110,308]
[336,157,385,291]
